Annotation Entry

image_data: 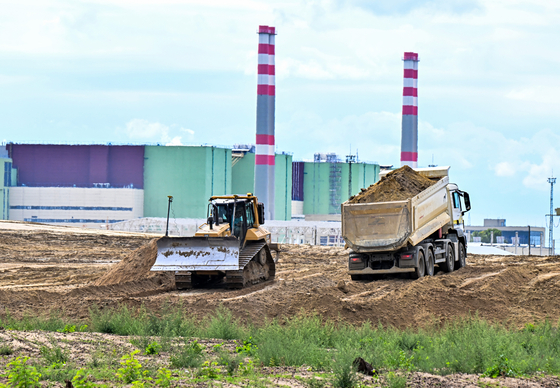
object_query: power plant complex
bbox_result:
[0,27,421,230]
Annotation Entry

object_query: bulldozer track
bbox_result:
[225,241,275,289]
[174,241,276,290]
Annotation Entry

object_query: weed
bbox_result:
[5,356,41,388]
[72,369,96,388]
[0,343,14,355]
[202,305,246,339]
[239,359,255,376]
[170,340,204,368]
[116,350,143,384]
[58,324,76,333]
[40,341,69,365]
[217,351,243,376]
[145,340,162,355]
[332,348,358,388]
[200,361,221,379]
[236,336,259,356]
[386,371,407,388]
[302,376,326,388]
[155,367,172,387]
[483,354,518,378]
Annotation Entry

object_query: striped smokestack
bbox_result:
[401,52,419,168]
[255,25,276,220]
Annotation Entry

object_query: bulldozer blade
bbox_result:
[151,237,240,272]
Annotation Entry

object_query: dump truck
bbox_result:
[342,167,471,280]
[151,194,275,289]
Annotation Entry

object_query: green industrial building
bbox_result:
[144,146,232,219]
[292,155,380,218]
[144,145,293,220]
[0,157,15,220]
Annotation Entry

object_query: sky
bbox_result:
[1,0,560,235]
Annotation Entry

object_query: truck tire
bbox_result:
[455,243,466,270]
[412,251,426,279]
[426,249,435,276]
[351,274,365,281]
[440,243,455,273]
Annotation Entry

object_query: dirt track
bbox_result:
[1,221,560,329]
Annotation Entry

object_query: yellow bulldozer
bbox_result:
[151,194,276,289]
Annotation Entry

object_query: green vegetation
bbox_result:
[472,228,502,243]
[1,305,560,386]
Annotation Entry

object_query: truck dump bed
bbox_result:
[342,176,451,253]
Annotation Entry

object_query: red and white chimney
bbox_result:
[255,25,276,219]
[400,52,419,168]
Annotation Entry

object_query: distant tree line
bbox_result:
[472,228,502,243]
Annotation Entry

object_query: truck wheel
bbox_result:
[455,243,466,270]
[426,249,435,276]
[412,251,425,279]
[440,244,455,273]
[351,274,364,281]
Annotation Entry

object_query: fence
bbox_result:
[109,218,344,247]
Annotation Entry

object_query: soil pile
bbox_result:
[349,165,436,204]
[93,239,173,287]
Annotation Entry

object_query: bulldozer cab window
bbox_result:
[215,205,230,225]
[246,204,255,227]
[233,204,247,241]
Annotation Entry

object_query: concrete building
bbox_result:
[6,144,144,227]
[465,219,545,246]
[291,154,380,220]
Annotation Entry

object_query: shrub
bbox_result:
[116,350,143,384]
[5,357,41,388]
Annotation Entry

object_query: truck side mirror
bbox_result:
[463,192,471,212]
[257,203,265,225]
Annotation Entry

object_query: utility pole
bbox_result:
[548,177,556,255]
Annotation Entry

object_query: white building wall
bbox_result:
[9,187,143,228]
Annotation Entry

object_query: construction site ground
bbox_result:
[2,221,560,386]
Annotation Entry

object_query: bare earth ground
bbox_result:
[2,221,560,386]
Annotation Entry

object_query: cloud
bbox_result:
[166,136,183,146]
[125,119,170,140]
[495,162,516,177]
[342,0,482,15]
[124,119,195,144]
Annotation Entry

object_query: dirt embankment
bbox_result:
[349,165,435,204]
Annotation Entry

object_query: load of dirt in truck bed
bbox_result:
[349,165,436,204]
[93,239,173,287]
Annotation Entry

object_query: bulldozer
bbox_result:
[151,194,276,289]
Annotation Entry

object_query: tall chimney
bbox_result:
[255,25,276,219]
[401,52,419,168]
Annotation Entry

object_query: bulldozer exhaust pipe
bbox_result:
[165,196,173,237]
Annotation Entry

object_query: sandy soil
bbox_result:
[0,221,559,331]
[349,165,435,203]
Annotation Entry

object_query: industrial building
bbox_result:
[465,219,545,246]
[2,143,293,227]
[292,153,380,221]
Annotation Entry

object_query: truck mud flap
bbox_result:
[151,237,240,272]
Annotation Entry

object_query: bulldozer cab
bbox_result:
[211,199,255,244]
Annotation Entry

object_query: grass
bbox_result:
[3,305,560,383]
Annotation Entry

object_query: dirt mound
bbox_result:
[349,165,435,204]
[93,239,172,286]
